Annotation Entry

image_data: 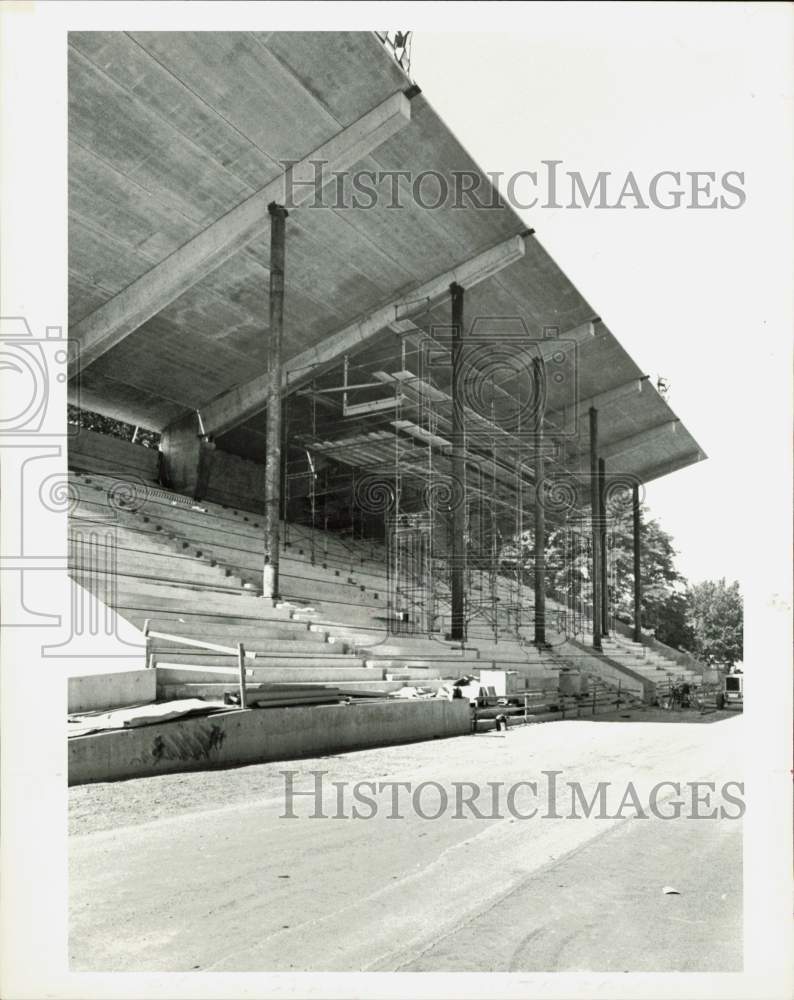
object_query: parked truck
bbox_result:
[715,669,743,711]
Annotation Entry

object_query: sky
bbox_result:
[409,7,792,587]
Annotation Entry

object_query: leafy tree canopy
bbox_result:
[686,578,743,669]
[500,502,742,665]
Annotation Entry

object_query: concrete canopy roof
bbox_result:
[68,29,705,486]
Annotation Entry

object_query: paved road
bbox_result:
[70,715,743,972]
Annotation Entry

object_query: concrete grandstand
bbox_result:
[66,30,707,783]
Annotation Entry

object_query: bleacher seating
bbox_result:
[67,438,698,709]
[68,468,564,697]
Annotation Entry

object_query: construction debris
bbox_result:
[389,685,435,700]
[68,699,227,737]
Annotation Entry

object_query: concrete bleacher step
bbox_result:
[155,663,388,684]
[292,606,402,631]
[356,640,467,658]
[153,533,391,596]
[71,569,247,600]
[151,635,343,656]
[70,524,247,590]
[124,613,325,641]
[601,643,668,662]
[600,643,697,681]
[74,578,286,617]
[151,650,365,670]
[70,469,392,597]
[604,651,698,682]
[157,677,449,700]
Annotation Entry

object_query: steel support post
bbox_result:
[599,456,609,636]
[533,357,546,645]
[633,482,642,642]
[589,407,602,651]
[449,281,466,641]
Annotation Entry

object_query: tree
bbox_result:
[686,578,743,668]
[534,505,686,636]
[607,511,683,628]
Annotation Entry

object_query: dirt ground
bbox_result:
[69,714,743,972]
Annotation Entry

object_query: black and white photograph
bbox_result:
[0,4,791,998]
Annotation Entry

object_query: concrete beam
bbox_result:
[159,410,216,500]
[200,233,528,437]
[600,420,679,461]
[68,91,413,377]
[635,449,706,484]
[545,376,645,435]
[568,419,679,465]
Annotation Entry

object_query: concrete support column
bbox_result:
[159,410,215,500]
[598,456,609,636]
[262,203,288,601]
[589,407,602,651]
[533,356,546,646]
[632,482,642,642]
[449,281,466,642]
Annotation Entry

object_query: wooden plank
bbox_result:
[69,90,412,376]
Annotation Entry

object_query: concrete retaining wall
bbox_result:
[68,429,266,513]
[69,428,160,481]
[205,449,265,511]
[68,698,472,785]
[69,669,156,713]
